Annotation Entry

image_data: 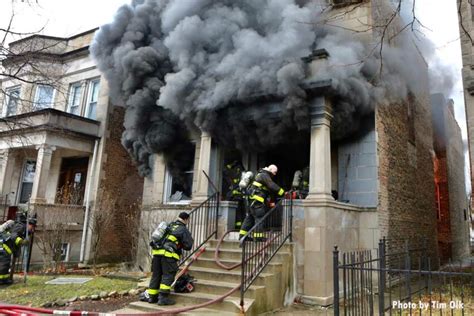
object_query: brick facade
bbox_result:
[376,96,438,259]
[94,106,143,262]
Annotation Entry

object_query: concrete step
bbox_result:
[128,302,240,315]
[201,247,291,261]
[193,256,283,273]
[194,279,265,298]
[207,239,293,252]
[188,266,274,285]
[128,291,253,314]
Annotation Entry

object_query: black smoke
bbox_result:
[91,0,436,175]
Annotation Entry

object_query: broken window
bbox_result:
[164,143,196,203]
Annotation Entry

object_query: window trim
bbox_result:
[67,82,83,115]
[33,84,56,111]
[84,78,100,120]
[3,86,21,117]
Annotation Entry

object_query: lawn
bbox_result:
[0,275,137,307]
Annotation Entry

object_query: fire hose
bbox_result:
[0,230,278,316]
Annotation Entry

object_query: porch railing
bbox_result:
[239,197,293,308]
[333,238,474,315]
[178,192,219,266]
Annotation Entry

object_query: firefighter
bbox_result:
[291,167,309,199]
[140,212,194,305]
[223,160,245,229]
[0,213,36,285]
[239,165,285,242]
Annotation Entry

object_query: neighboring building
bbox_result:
[136,0,443,305]
[457,0,474,250]
[431,94,470,262]
[0,29,143,265]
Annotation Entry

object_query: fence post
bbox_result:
[333,246,340,316]
[215,193,219,239]
[378,238,386,315]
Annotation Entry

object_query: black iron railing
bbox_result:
[333,238,474,315]
[178,192,219,266]
[239,197,293,308]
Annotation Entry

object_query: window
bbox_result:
[85,79,100,119]
[67,83,82,115]
[53,243,70,262]
[34,85,55,110]
[4,87,20,116]
[19,160,36,204]
[164,143,196,203]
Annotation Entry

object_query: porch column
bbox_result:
[306,97,334,201]
[193,130,212,202]
[30,144,56,204]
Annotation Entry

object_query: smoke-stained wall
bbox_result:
[337,120,378,207]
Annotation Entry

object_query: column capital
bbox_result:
[309,97,333,127]
[35,144,56,154]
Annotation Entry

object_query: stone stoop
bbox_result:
[128,239,293,315]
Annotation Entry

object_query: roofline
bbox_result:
[9,27,99,46]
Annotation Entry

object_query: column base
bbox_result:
[305,192,334,201]
[29,198,47,204]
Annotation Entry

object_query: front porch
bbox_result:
[0,108,100,265]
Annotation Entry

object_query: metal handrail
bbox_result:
[178,191,219,266]
[239,196,293,308]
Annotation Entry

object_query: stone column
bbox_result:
[30,144,56,204]
[193,131,212,203]
[306,97,334,201]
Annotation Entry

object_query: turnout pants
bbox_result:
[234,198,245,229]
[239,202,267,239]
[147,255,178,296]
[0,249,12,282]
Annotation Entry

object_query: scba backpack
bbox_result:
[174,273,195,293]
[150,221,170,248]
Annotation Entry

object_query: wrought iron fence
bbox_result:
[239,197,293,309]
[178,192,219,266]
[333,238,474,315]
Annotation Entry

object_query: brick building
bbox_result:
[0,29,143,265]
[457,0,474,248]
[431,94,470,261]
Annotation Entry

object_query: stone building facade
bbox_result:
[0,29,143,265]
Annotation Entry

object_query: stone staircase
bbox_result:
[124,239,293,315]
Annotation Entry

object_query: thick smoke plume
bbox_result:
[91,0,442,175]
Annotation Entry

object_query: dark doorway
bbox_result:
[258,132,310,191]
[56,157,89,205]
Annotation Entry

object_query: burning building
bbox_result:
[89,0,457,307]
[431,94,470,262]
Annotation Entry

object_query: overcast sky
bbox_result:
[1,0,470,191]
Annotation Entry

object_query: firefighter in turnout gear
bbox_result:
[0,213,36,285]
[223,160,246,229]
[141,212,194,305]
[239,165,285,242]
[292,166,309,199]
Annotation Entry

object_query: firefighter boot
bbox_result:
[157,292,176,306]
[139,291,158,304]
